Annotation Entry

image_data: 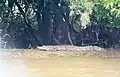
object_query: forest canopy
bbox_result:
[0,0,120,49]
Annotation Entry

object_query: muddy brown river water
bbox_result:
[0,50,120,77]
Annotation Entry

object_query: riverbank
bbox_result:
[0,48,120,59]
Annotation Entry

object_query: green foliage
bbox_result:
[66,0,120,30]
[69,0,93,14]
[66,0,93,32]
[102,0,120,16]
[0,0,37,25]
[92,0,110,21]
[93,0,120,27]
[0,0,119,29]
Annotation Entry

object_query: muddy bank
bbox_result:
[0,48,120,59]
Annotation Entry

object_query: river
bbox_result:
[0,50,120,77]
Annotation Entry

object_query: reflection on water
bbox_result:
[0,51,120,77]
[0,59,30,77]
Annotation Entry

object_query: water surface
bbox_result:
[0,51,120,77]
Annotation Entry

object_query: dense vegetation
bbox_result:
[0,0,120,49]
